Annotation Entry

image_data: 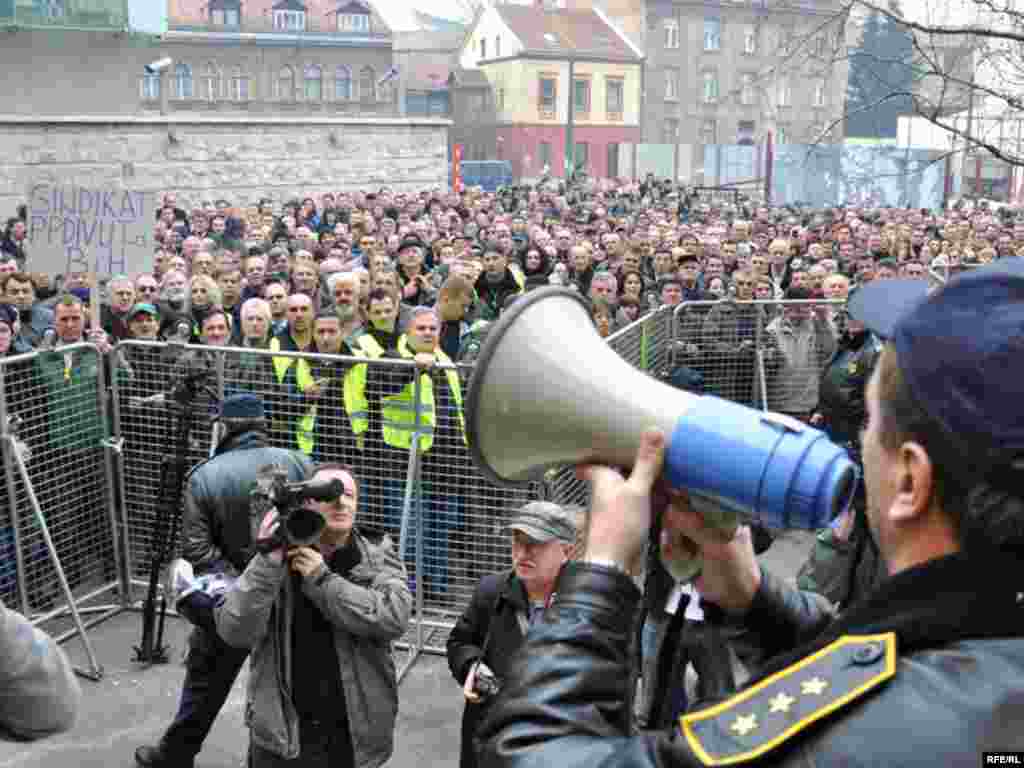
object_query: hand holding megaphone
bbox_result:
[465,287,857,584]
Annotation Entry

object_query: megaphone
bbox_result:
[465,288,856,580]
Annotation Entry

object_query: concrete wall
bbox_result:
[0,116,451,213]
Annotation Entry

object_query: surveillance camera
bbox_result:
[145,57,173,75]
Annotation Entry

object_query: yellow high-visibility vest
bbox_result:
[381,336,465,452]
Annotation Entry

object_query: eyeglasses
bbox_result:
[137,285,158,294]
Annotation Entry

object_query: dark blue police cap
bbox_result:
[217,393,265,421]
[848,262,1024,465]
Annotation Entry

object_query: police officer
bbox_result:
[135,394,311,768]
[799,299,886,606]
[480,267,1024,765]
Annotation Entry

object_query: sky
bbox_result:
[127,0,470,34]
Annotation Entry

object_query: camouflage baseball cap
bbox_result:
[505,501,577,544]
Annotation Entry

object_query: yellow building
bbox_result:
[458,3,643,180]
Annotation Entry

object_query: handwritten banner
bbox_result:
[27,183,153,277]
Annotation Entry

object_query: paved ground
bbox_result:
[0,531,814,768]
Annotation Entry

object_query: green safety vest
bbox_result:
[381,336,465,452]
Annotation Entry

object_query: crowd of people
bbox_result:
[0,179,1012,608]
[0,176,1022,766]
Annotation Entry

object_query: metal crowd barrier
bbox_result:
[0,342,122,681]
[0,304,840,685]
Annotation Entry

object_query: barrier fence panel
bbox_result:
[114,341,220,587]
[0,343,121,678]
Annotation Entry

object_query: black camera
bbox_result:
[473,664,502,700]
[251,465,344,553]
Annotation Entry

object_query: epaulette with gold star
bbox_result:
[679,633,896,766]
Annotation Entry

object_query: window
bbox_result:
[33,0,64,18]
[495,35,501,57]
[337,13,369,32]
[210,0,240,26]
[738,119,756,145]
[141,71,160,101]
[359,66,375,102]
[201,63,221,102]
[538,141,552,170]
[813,79,826,107]
[606,77,623,116]
[573,78,591,114]
[665,68,679,101]
[740,73,755,106]
[702,70,719,103]
[480,37,487,59]
[174,63,193,99]
[664,19,679,49]
[778,76,791,107]
[497,87,505,111]
[704,18,721,51]
[743,25,757,54]
[700,118,717,146]
[539,75,557,117]
[775,125,788,145]
[278,65,296,100]
[574,142,589,170]
[607,143,620,177]
[663,118,679,143]
[335,66,352,100]
[304,64,322,101]
[230,66,250,101]
[273,9,306,31]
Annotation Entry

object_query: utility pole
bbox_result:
[565,57,575,180]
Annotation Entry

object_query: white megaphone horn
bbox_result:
[465,288,856,579]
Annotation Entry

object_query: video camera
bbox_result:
[251,465,345,553]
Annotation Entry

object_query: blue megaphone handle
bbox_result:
[664,396,858,530]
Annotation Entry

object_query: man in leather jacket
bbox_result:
[480,267,1024,766]
[136,394,311,768]
[799,308,887,607]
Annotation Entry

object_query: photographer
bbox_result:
[480,266,1024,766]
[446,502,576,768]
[216,463,412,767]
[136,394,311,768]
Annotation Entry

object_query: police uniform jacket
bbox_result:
[478,547,1024,768]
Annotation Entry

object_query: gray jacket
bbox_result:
[215,530,412,765]
[0,598,80,739]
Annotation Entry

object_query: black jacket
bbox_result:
[183,430,311,574]
[447,570,531,768]
[479,550,1024,767]
[815,330,883,453]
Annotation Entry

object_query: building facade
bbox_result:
[148,0,396,116]
[458,2,643,180]
[644,0,848,158]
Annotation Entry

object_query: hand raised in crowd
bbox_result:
[88,329,112,355]
[257,508,284,563]
[304,377,329,402]
[287,546,324,578]
[413,353,434,371]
